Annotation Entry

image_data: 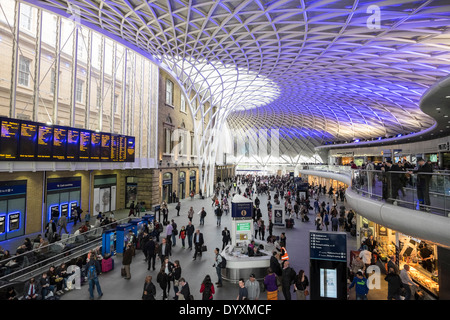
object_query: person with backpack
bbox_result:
[200,275,215,300]
[86,251,103,300]
[213,248,225,287]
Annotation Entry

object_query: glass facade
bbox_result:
[0,0,159,164]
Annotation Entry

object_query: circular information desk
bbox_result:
[221,241,276,283]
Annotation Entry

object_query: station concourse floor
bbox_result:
[3,184,389,300]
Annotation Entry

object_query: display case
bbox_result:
[399,234,439,298]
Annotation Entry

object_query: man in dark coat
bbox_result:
[145,236,157,271]
[281,260,296,300]
[270,251,282,277]
[193,229,204,260]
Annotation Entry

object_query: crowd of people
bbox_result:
[350,157,435,211]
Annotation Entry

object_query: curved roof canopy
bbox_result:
[30,0,450,158]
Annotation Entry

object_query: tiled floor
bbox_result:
[56,185,388,300]
[1,183,390,300]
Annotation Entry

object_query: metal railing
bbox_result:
[0,217,131,289]
[302,165,450,217]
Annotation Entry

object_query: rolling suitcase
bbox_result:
[102,258,114,273]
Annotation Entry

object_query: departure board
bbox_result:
[0,117,134,162]
[90,132,101,161]
[0,118,20,160]
[37,125,53,159]
[19,121,37,159]
[79,130,91,160]
[126,136,135,162]
[101,133,111,161]
[52,127,67,160]
[118,135,127,162]
[67,129,79,161]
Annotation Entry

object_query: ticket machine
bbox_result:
[115,223,132,254]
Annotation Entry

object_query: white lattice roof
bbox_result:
[30,0,450,158]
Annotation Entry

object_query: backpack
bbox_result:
[202,283,212,300]
[87,263,97,280]
[219,255,227,268]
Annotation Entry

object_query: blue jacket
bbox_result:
[349,276,369,295]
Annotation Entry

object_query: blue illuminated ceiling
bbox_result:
[28,0,450,158]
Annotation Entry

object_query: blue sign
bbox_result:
[0,184,26,197]
[47,180,81,191]
[231,201,253,219]
[310,231,347,262]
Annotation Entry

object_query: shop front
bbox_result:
[162,172,173,203]
[0,180,27,241]
[179,171,186,200]
[356,216,441,299]
[46,177,81,224]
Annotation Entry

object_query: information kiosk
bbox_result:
[221,195,273,283]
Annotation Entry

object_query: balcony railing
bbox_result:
[301,165,450,217]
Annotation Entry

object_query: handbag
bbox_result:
[201,245,207,252]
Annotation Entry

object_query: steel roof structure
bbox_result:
[26,0,450,163]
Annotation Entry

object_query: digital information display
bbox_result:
[37,125,53,159]
[0,119,20,159]
[67,129,79,161]
[236,222,251,231]
[101,133,111,161]
[310,231,347,262]
[320,268,338,299]
[90,132,101,161]
[19,121,37,159]
[0,117,134,162]
[79,130,91,160]
[52,127,67,160]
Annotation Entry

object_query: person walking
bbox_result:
[264,268,279,300]
[213,248,224,287]
[281,260,296,300]
[57,214,69,235]
[215,205,223,227]
[86,252,103,300]
[128,201,135,217]
[188,207,194,222]
[176,202,181,216]
[144,236,157,271]
[186,221,195,250]
[199,207,207,226]
[172,260,182,300]
[245,274,260,300]
[221,227,231,250]
[348,271,369,300]
[179,226,187,249]
[170,219,178,247]
[142,275,156,300]
[176,278,191,300]
[45,219,56,242]
[122,243,133,280]
[294,270,309,300]
[200,275,215,300]
[193,229,204,260]
[158,238,172,261]
[157,266,169,300]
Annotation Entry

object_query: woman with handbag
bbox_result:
[172,260,182,300]
[294,269,309,300]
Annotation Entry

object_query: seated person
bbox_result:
[23,277,41,300]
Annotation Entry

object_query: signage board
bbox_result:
[310,231,347,262]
